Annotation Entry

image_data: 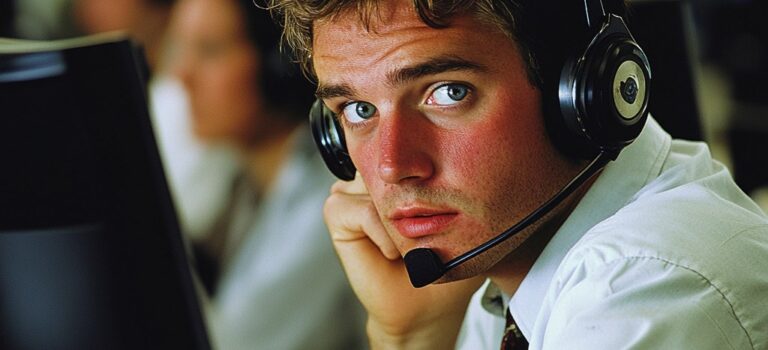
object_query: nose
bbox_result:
[376,109,435,184]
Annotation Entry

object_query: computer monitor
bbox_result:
[0,34,211,350]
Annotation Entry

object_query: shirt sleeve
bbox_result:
[541,256,753,350]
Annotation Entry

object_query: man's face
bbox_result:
[313,0,578,280]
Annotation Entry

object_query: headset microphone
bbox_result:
[403,151,613,287]
[309,0,651,288]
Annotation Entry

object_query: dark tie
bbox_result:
[500,309,529,350]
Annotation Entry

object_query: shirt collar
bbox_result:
[478,117,672,338]
[479,279,506,317]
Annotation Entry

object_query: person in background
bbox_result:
[71,0,239,241]
[72,0,173,71]
[168,0,366,349]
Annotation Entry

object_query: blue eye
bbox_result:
[429,84,470,105]
[342,101,377,123]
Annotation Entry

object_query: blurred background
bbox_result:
[3,0,766,211]
[2,0,368,349]
[1,0,766,348]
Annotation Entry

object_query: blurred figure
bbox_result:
[169,0,366,349]
[72,0,173,71]
[71,0,239,240]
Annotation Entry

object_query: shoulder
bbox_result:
[567,176,768,273]
[549,183,768,349]
[542,254,755,349]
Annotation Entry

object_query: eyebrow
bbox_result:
[315,56,487,100]
[386,56,487,87]
[315,83,354,100]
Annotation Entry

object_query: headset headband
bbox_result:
[584,0,607,28]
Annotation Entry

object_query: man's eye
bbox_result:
[342,101,377,123]
[427,84,470,106]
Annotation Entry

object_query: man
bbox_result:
[268,0,768,348]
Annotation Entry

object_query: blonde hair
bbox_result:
[265,0,533,79]
[265,0,628,87]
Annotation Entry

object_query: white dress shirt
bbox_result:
[457,117,768,349]
[148,75,239,240]
[149,78,365,349]
[205,126,367,350]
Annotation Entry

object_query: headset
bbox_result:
[309,0,651,287]
[237,0,315,119]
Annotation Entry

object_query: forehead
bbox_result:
[311,0,513,84]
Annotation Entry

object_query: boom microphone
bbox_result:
[402,151,613,288]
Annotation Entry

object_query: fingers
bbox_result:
[324,177,484,348]
[325,177,400,260]
[330,172,368,195]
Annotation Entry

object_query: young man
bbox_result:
[268,0,768,348]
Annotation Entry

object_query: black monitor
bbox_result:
[0,34,211,350]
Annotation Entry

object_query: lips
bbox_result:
[389,207,459,239]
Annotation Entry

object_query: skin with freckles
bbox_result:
[313,1,585,288]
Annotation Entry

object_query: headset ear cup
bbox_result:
[309,99,357,181]
[556,14,651,158]
[580,38,650,150]
[552,54,600,159]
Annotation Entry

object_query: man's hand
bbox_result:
[324,175,483,349]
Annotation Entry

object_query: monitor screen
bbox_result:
[0,35,211,350]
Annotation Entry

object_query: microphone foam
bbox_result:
[403,248,446,288]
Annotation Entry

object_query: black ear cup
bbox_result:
[309,100,357,181]
[557,14,651,159]
[237,0,315,120]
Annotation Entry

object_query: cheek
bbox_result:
[191,61,261,139]
[206,65,256,110]
[441,117,540,187]
[439,88,547,209]
[349,140,378,188]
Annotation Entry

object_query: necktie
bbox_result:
[500,309,528,350]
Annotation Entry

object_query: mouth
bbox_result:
[389,207,459,239]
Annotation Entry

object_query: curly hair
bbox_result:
[265,0,627,88]
[265,1,535,80]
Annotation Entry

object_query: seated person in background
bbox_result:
[72,0,173,72]
[72,0,237,239]
[267,0,768,348]
[168,0,365,349]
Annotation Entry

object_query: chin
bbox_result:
[433,258,489,284]
[430,234,527,285]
